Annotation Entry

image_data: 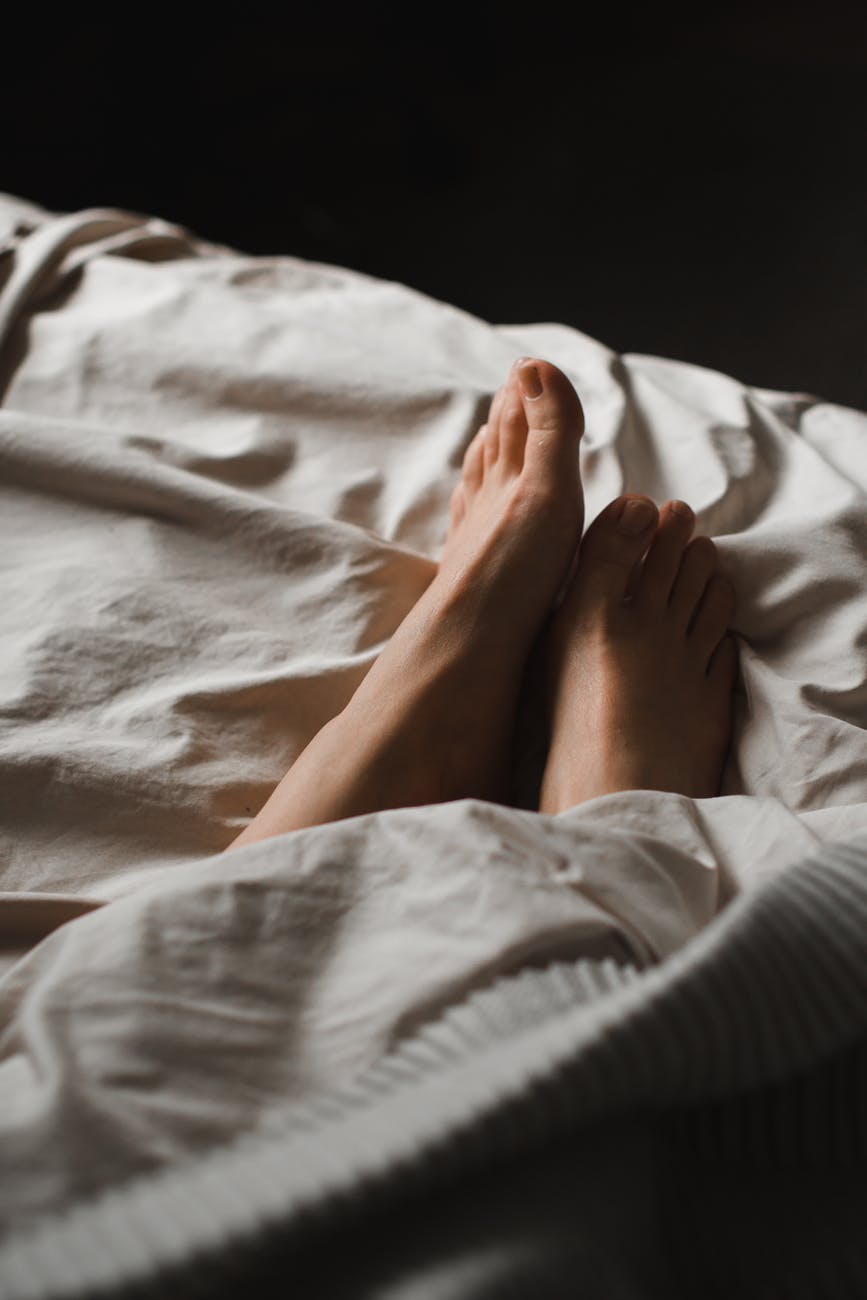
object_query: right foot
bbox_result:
[229,358,585,846]
[539,496,738,814]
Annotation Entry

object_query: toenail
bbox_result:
[671,500,694,520]
[618,498,656,535]
[518,364,543,399]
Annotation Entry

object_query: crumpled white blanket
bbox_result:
[0,193,866,1235]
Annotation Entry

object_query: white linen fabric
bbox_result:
[0,193,866,1234]
[3,838,867,1300]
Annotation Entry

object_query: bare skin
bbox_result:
[227,357,738,852]
[538,495,738,812]
[228,358,585,847]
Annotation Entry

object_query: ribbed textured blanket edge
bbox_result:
[1,837,866,1300]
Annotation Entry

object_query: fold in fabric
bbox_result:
[1,836,865,1299]
[1,192,867,1245]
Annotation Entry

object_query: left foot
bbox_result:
[538,496,738,814]
[229,358,585,845]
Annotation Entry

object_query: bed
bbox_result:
[0,193,866,1297]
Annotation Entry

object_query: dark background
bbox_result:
[5,2,865,408]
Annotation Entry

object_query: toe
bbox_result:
[570,494,659,610]
[669,536,718,629]
[517,359,585,481]
[636,500,696,608]
[449,481,466,532]
[690,573,736,668]
[462,426,485,495]
[484,386,504,468]
[497,369,530,473]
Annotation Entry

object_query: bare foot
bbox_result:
[539,495,738,814]
[228,358,585,847]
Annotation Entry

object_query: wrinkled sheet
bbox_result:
[0,193,866,1233]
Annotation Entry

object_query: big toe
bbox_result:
[569,495,660,610]
[517,359,585,482]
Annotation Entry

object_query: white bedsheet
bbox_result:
[1,194,866,1234]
